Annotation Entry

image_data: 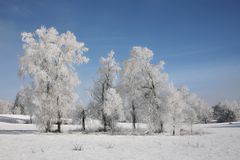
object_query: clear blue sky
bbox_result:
[0,0,239,105]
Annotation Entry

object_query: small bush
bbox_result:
[73,144,83,151]
[105,144,114,149]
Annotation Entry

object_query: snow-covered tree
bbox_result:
[213,103,236,123]
[179,86,211,125]
[89,51,120,131]
[221,100,240,121]
[19,26,89,132]
[15,85,36,123]
[166,84,185,135]
[13,91,25,115]
[197,99,212,123]
[121,46,171,133]
[212,100,240,123]
[141,60,169,133]
[119,47,153,129]
[103,88,123,131]
[73,102,86,131]
[0,100,13,114]
[120,47,154,129]
[183,106,196,134]
[178,86,198,133]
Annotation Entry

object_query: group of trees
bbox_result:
[88,47,211,135]
[8,26,237,135]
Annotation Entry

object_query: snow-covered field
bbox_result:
[0,115,239,160]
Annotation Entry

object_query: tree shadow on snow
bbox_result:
[209,122,240,128]
[0,130,39,135]
[68,127,153,136]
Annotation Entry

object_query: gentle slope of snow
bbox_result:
[0,115,239,160]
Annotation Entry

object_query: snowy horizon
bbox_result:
[0,0,240,106]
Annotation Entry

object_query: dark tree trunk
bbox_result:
[44,81,52,133]
[55,96,62,133]
[20,105,25,115]
[29,115,32,124]
[45,120,51,132]
[131,101,136,129]
[204,118,207,124]
[57,121,61,132]
[102,110,107,132]
[81,109,86,131]
[56,110,62,133]
[101,81,107,132]
[160,121,164,133]
[190,121,193,134]
[173,117,176,136]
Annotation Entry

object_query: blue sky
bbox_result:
[0,0,239,105]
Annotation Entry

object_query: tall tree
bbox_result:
[120,47,153,129]
[89,51,120,131]
[167,84,185,136]
[141,59,169,133]
[19,26,89,132]
[121,46,169,132]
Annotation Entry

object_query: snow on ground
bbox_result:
[0,115,239,160]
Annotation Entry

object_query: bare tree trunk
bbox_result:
[160,120,164,133]
[81,109,86,131]
[110,118,115,134]
[46,81,50,132]
[131,101,136,130]
[190,121,193,135]
[204,118,207,124]
[30,115,32,124]
[173,117,176,136]
[45,81,51,133]
[56,96,62,133]
[101,82,107,132]
[56,110,62,133]
[45,120,51,132]
[102,110,107,132]
[20,105,25,115]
